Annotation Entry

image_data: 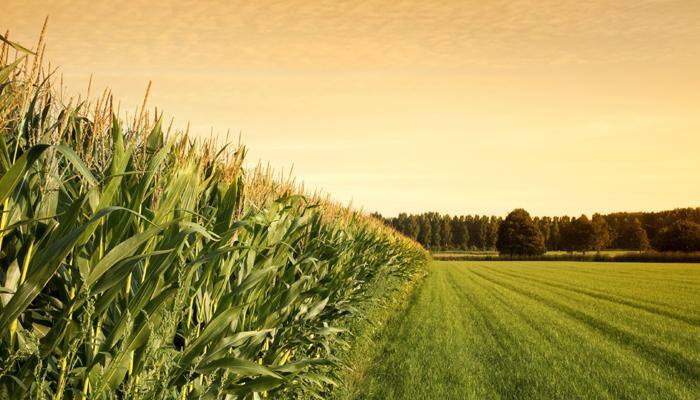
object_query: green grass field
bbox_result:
[431,250,631,258]
[350,261,700,399]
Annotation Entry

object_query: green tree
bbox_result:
[653,220,700,252]
[486,216,500,250]
[548,219,561,251]
[620,218,650,251]
[406,215,420,240]
[496,209,546,256]
[431,214,442,250]
[469,216,487,250]
[537,217,550,250]
[450,216,469,250]
[370,211,384,221]
[441,214,453,249]
[394,212,407,233]
[562,215,597,254]
[592,214,612,252]
[417,215,432,248]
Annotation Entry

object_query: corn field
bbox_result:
[0,30,427,399]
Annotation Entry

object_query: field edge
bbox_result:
[329,265,428,399]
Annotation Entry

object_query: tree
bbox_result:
[380,208,700,253]
[486,216,500,250]
[619,218,650,251]
[370,212,383,221]
[417,215,432,248]
[451,216,469,250]
[653,220,700,252]
[560,215,596,254]
[469,216,487,250]
[430,214,442,250]
[394,212,408,234]
[477,217,489,250]
[440,215,453,249]
[591,214,612,252]
[537,217,550,250]
[548,219,561,251]
[406,215,420,240]
[496,209,546,256]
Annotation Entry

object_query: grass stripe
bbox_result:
[354,261,700,399]
[468,268,700,387]
[487,266,700,327]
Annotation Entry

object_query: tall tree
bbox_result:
[561,215,597,254]
[431,214,442,250]
[417,215,432,248]
[469,216,488,250]
[591,214,612,252]
[548,219,561,251]
[486,216,500,249]
[380,207,700,254]
[496,209,546,256]
[441,214,453,249]
[537,217,551,250]
[450,216,469,250]
[620,218,650,251]
[653,220,700,252]
[406,215,420,240]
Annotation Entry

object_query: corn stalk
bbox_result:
[0,32,427,399]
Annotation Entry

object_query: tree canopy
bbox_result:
[654,220,700,252]
[619,218,650,251]
[561,215,597,254]
[379,207,700,253]
[496,209,546,256]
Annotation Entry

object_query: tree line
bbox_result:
[376,207,700,254]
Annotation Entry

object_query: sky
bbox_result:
[3,0,700,217]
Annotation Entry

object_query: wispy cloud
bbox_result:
[5,0,699,71]
[3,0,699,215]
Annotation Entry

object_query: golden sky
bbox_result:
[3,0,700,216]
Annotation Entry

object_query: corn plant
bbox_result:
[0,31,427,399]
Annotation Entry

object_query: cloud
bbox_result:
[5,0,699,72]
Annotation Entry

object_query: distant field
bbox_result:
[351,261,700,399]
[544,250,632,256]
[432,250,500,258]
[432,250,630,258]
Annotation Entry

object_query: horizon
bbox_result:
[380,205,700,220]
[3,0,699,217]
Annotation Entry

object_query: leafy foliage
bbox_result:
[560,215,597,254]
[0,34,427,399]
[384,208,700,253]
[496,209,545,256]
[616,218,650,251]
[383,213,499,251]
[654,220,700,252]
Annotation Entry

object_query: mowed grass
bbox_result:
[431,250,631,258]
[352,261,700,399]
